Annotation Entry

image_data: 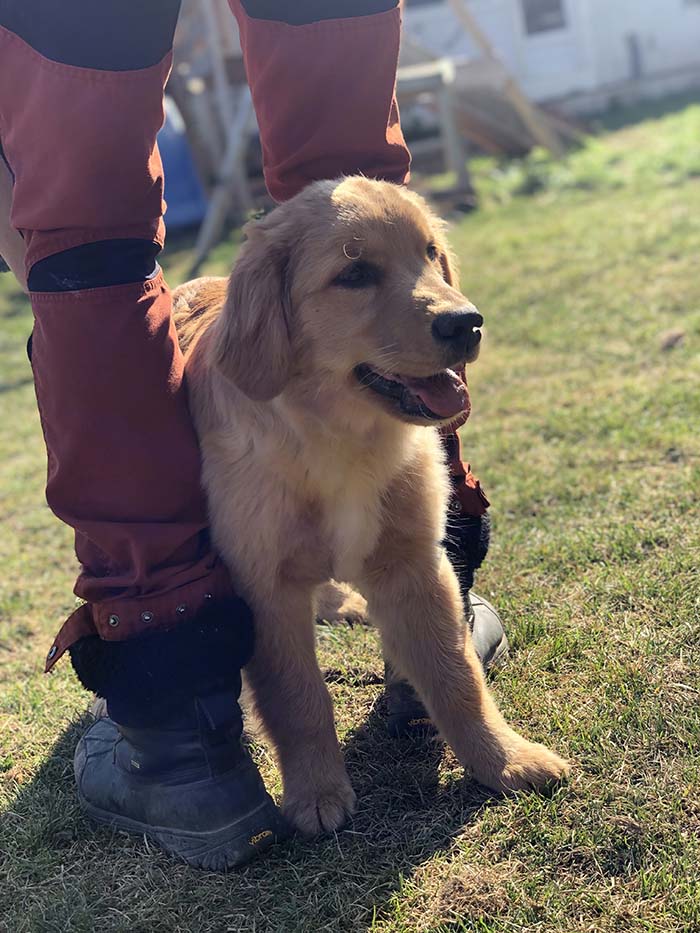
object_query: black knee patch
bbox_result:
[241,0,398,25]
[69,596,255,727]
[0,0,181,70]
[443,511,491,596]
[27,239,160,293]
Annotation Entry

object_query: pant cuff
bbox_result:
[68,595,254,727]
[45,560,235,671]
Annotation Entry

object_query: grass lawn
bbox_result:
[1,97,699,933]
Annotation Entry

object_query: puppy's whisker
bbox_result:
[370,345,401,366]
[366,351,404,373]
[373,342,400,356]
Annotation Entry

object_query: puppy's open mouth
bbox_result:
[354,363,470,423]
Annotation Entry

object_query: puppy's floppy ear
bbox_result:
[212,214,294,401]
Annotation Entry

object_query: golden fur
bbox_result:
[174,177,568,836]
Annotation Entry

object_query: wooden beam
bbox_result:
[446,0,565,156]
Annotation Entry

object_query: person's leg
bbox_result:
[442,433,508,669]
[228,0,410,201]
[229,0,508,736]
[0,0,282,868]
[2,0,232,651]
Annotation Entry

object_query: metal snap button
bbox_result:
[141,611,153,624]
[108,614,120,627]
[176,604,187,614]
[47,645,57,660]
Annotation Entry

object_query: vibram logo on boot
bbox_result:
[249,829,273,846]
[408,717,432,727]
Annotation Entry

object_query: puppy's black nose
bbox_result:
[431,309,483,349]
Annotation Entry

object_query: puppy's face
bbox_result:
[215,177,482,425]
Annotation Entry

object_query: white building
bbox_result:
[403,0,700,110]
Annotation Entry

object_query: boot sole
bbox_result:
[78,793,285,872]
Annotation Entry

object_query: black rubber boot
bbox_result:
[385,591,509,738]
[469,591,509,670]
[69,596,285,870]
[74,693,285,871]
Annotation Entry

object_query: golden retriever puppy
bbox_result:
[174,177,568,836]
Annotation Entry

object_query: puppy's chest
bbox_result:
[284,474,386,585]
[324,485,384,582]
[276,427,417,584]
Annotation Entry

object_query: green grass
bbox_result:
[460,93,700,206]
[1,98,699,932]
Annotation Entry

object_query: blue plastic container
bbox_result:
[158,97,208,231]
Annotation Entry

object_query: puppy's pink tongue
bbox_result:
[402,370,470,418]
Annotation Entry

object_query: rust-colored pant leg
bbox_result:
[0,2,234,667]
[230,1,487,529]
[228,0,411,202]
[441,430,490,518]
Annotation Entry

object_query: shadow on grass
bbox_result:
[590,88,700,133]
[1,698,496,932]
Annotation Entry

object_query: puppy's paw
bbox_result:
[282,772,357,836]
[315,581,368,625]
[478,737,569,793]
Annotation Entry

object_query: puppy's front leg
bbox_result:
[361,550,569,793]
[244,585,356,836]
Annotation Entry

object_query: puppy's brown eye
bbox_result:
[426,243,439,261]
[332,261,382,289]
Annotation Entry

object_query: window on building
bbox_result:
[521,0,567,34]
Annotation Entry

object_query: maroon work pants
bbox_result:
[0,0,486,671]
